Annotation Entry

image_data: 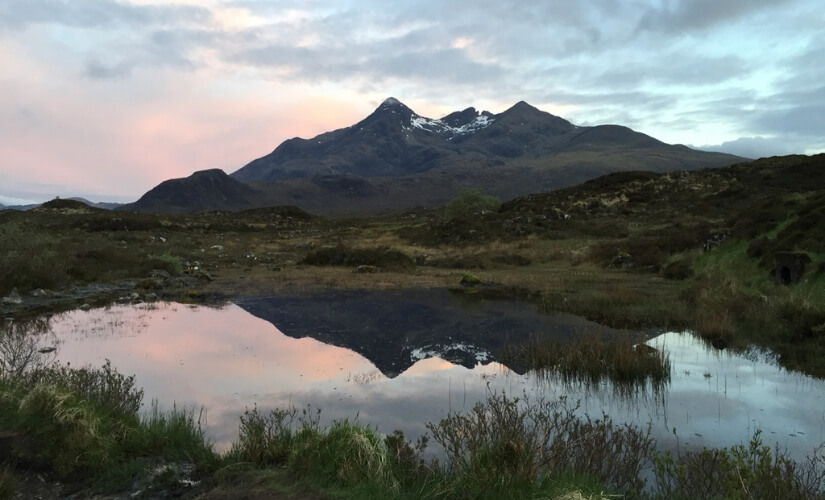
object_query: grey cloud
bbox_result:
[698,136,806,158]
[84,59,132,79]
[588,53,748,89]
[0,0,210,30]
[636,0,793,34]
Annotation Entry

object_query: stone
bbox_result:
[609,252,632,269]
[150,269,171,281]
[1,288,22,305]
[79,303,92,311]
[352,265,380,274]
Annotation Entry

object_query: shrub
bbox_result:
[302,245,415,271]
[427,390,654,496]
[444,188,501,222]
[290,419,395,489]
[19,360,144,418]
[16,384,115,477]
[652,430,825,499]
[0,466,14,499]
[230,404,300,466]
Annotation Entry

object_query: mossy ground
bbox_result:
[3,155,825,376]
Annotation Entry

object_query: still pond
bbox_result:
[39,289,825,461]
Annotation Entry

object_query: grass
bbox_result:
[1,359,824,498]
[500,335,671,391]
[0,466,13,500]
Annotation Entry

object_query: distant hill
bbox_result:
[128,98,745,214]
[1,197,122,211]
[118,168,266,213]
[66,197,123,210]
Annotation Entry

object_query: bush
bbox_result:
[427,390,653,496]
[230,405,301,467]
[662,259,694,280]
[652,430,825,499]
[19,360,144,418]
[16,384,115,477]
[302,245,415,271]
[445,188,501,222]
[290,419,395,489]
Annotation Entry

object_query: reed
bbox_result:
[501,335,671,389]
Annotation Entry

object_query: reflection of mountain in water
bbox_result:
[235,289,629,378]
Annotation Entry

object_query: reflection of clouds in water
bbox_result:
[47,303,825,464]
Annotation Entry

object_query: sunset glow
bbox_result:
[1,0,823,203]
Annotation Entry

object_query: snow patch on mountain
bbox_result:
[410,342,492,363]
[409,114,494,137]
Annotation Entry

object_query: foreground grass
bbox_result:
[1,362,824,498]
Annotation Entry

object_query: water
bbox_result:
[35,291,825,461]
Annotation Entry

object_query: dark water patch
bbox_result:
[235,288,629,377]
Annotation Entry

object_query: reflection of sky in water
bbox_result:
[49,303,825,460]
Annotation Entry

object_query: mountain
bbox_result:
[129,98,745,214]
[232,98,739,184]
[118,169,265,213]
[235,289,630,378]
[67,197,123,210]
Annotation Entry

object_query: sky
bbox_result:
[1,0,823,204]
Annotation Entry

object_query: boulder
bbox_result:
[1,288,22,305]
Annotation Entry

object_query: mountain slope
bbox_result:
[118,169,264,213]
[232,98,741,187]
[127,98,745,214]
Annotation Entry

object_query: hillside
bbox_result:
[119,169,266,213]
[123,98,743,214]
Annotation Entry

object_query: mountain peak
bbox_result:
[504,101,541,114]
[381,97,404,107]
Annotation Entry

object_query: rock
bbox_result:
[703,229,731,252]
[210,245,224,251]
[130,292,141,301]
[30,289,48,297]
[1,288,23,305]
[352,265,380,274]
[173,276,198,288]
[609,252,632,269]
[79,303,92,311]
[144,293,158,301]
[138,278,164,290]
[38,347,57,354]
[150,269,171,281]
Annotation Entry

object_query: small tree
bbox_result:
[444,188,501,221]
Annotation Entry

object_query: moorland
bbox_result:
[1,153,825,498]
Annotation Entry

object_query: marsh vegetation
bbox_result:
[2,154,825,496]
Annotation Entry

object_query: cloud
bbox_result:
[697,136,803,159]
[1,0,823,200]
[84,59,132,79]
[0,0,211,30]
[636,0,794,34]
